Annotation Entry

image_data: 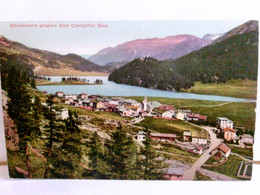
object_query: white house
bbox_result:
[175,111,185,120]
[192,137,208,145]
[217,117,233,130]
[193,146,203,155]
[108,100,119,105]
[211,143,231,158]
[79,93,88,100]
[64,94,78,100]
[137,131,147,141]
[239,134,254,147]
[55,91,64,98]
[162,110,175,118]
[55,108,69,120]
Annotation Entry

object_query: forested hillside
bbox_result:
[109,22,258,92]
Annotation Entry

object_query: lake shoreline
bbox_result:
[37,76,254,102]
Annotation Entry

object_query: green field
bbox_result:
[194,171,212,181]
[136,117,208,138]
[204,155,243,179]
[228,145,253,158]
[128,97,256,133]
[181,80,257,100]
[187,102,256,132]
[125,96,224,108]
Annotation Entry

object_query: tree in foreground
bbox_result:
[88,132,111,179]
[140,130,165,180]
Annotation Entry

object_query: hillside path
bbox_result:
[183,125,222,180]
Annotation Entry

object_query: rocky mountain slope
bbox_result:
[213,20,258,44]
[0,36,114,74]
[88,34,214,65]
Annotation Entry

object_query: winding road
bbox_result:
[183,126,222,180]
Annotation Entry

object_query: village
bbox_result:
[43,90,254,180]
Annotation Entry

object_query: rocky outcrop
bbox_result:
[3,110,19,151]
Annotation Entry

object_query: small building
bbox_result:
[93,101,105,109]
[55,91,64,98]
[186,113,200,121]
[82,99,91,106]
[122,109,132,117]
[211,143,231,158]
[55,108,69,120]
[193,146,203,155]
[64,94,78,100]
[186,113,207,121]
[217,117,233,130]
[198,115,207,121]
[175,111,185,121]
[79,93,88,100]
[137,131,147,141]
[158,104,175,111]
[223,127,237,141]
[183,131,192,141]
[162,110,175,118]
[88,95,101,100]
[104,104,118,112]
[192,137,208,145]
[150,133,177,142]
[64,98,71,105]
[165,167,184,180]
[239,134,254,147]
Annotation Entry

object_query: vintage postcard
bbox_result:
[0,20,258,180]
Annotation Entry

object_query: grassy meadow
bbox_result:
[181,79,257,100]
[136,117,208,138]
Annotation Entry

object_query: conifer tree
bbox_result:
[140,129,165,180]
[88,132,111,179]
[48,111,82,178]
[107,123,138,179]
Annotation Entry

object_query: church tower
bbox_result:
[142,96,148,111]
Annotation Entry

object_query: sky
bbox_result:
[0,20,247,56]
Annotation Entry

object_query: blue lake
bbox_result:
[37,76,252,102]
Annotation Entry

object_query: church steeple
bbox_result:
[142,96,148,111]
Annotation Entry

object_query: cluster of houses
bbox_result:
[217,117,254,148]
[137,130,208,156]
[54,91,208,123]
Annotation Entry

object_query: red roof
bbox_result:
[186,113,199,118]
[199,115,207,120]
[81,93,87,95]
[196,146,203,150]
[213,143,231,154]
[158,105,175,111]
[151,133,177,138]
[223,127,237,133]
[56,91,63,93]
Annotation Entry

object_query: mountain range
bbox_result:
[88,34,216,65]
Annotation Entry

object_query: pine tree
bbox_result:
[140,130,165,180]
[106,123,138,179]
[88,132,111,179]
[48,110,82,178]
